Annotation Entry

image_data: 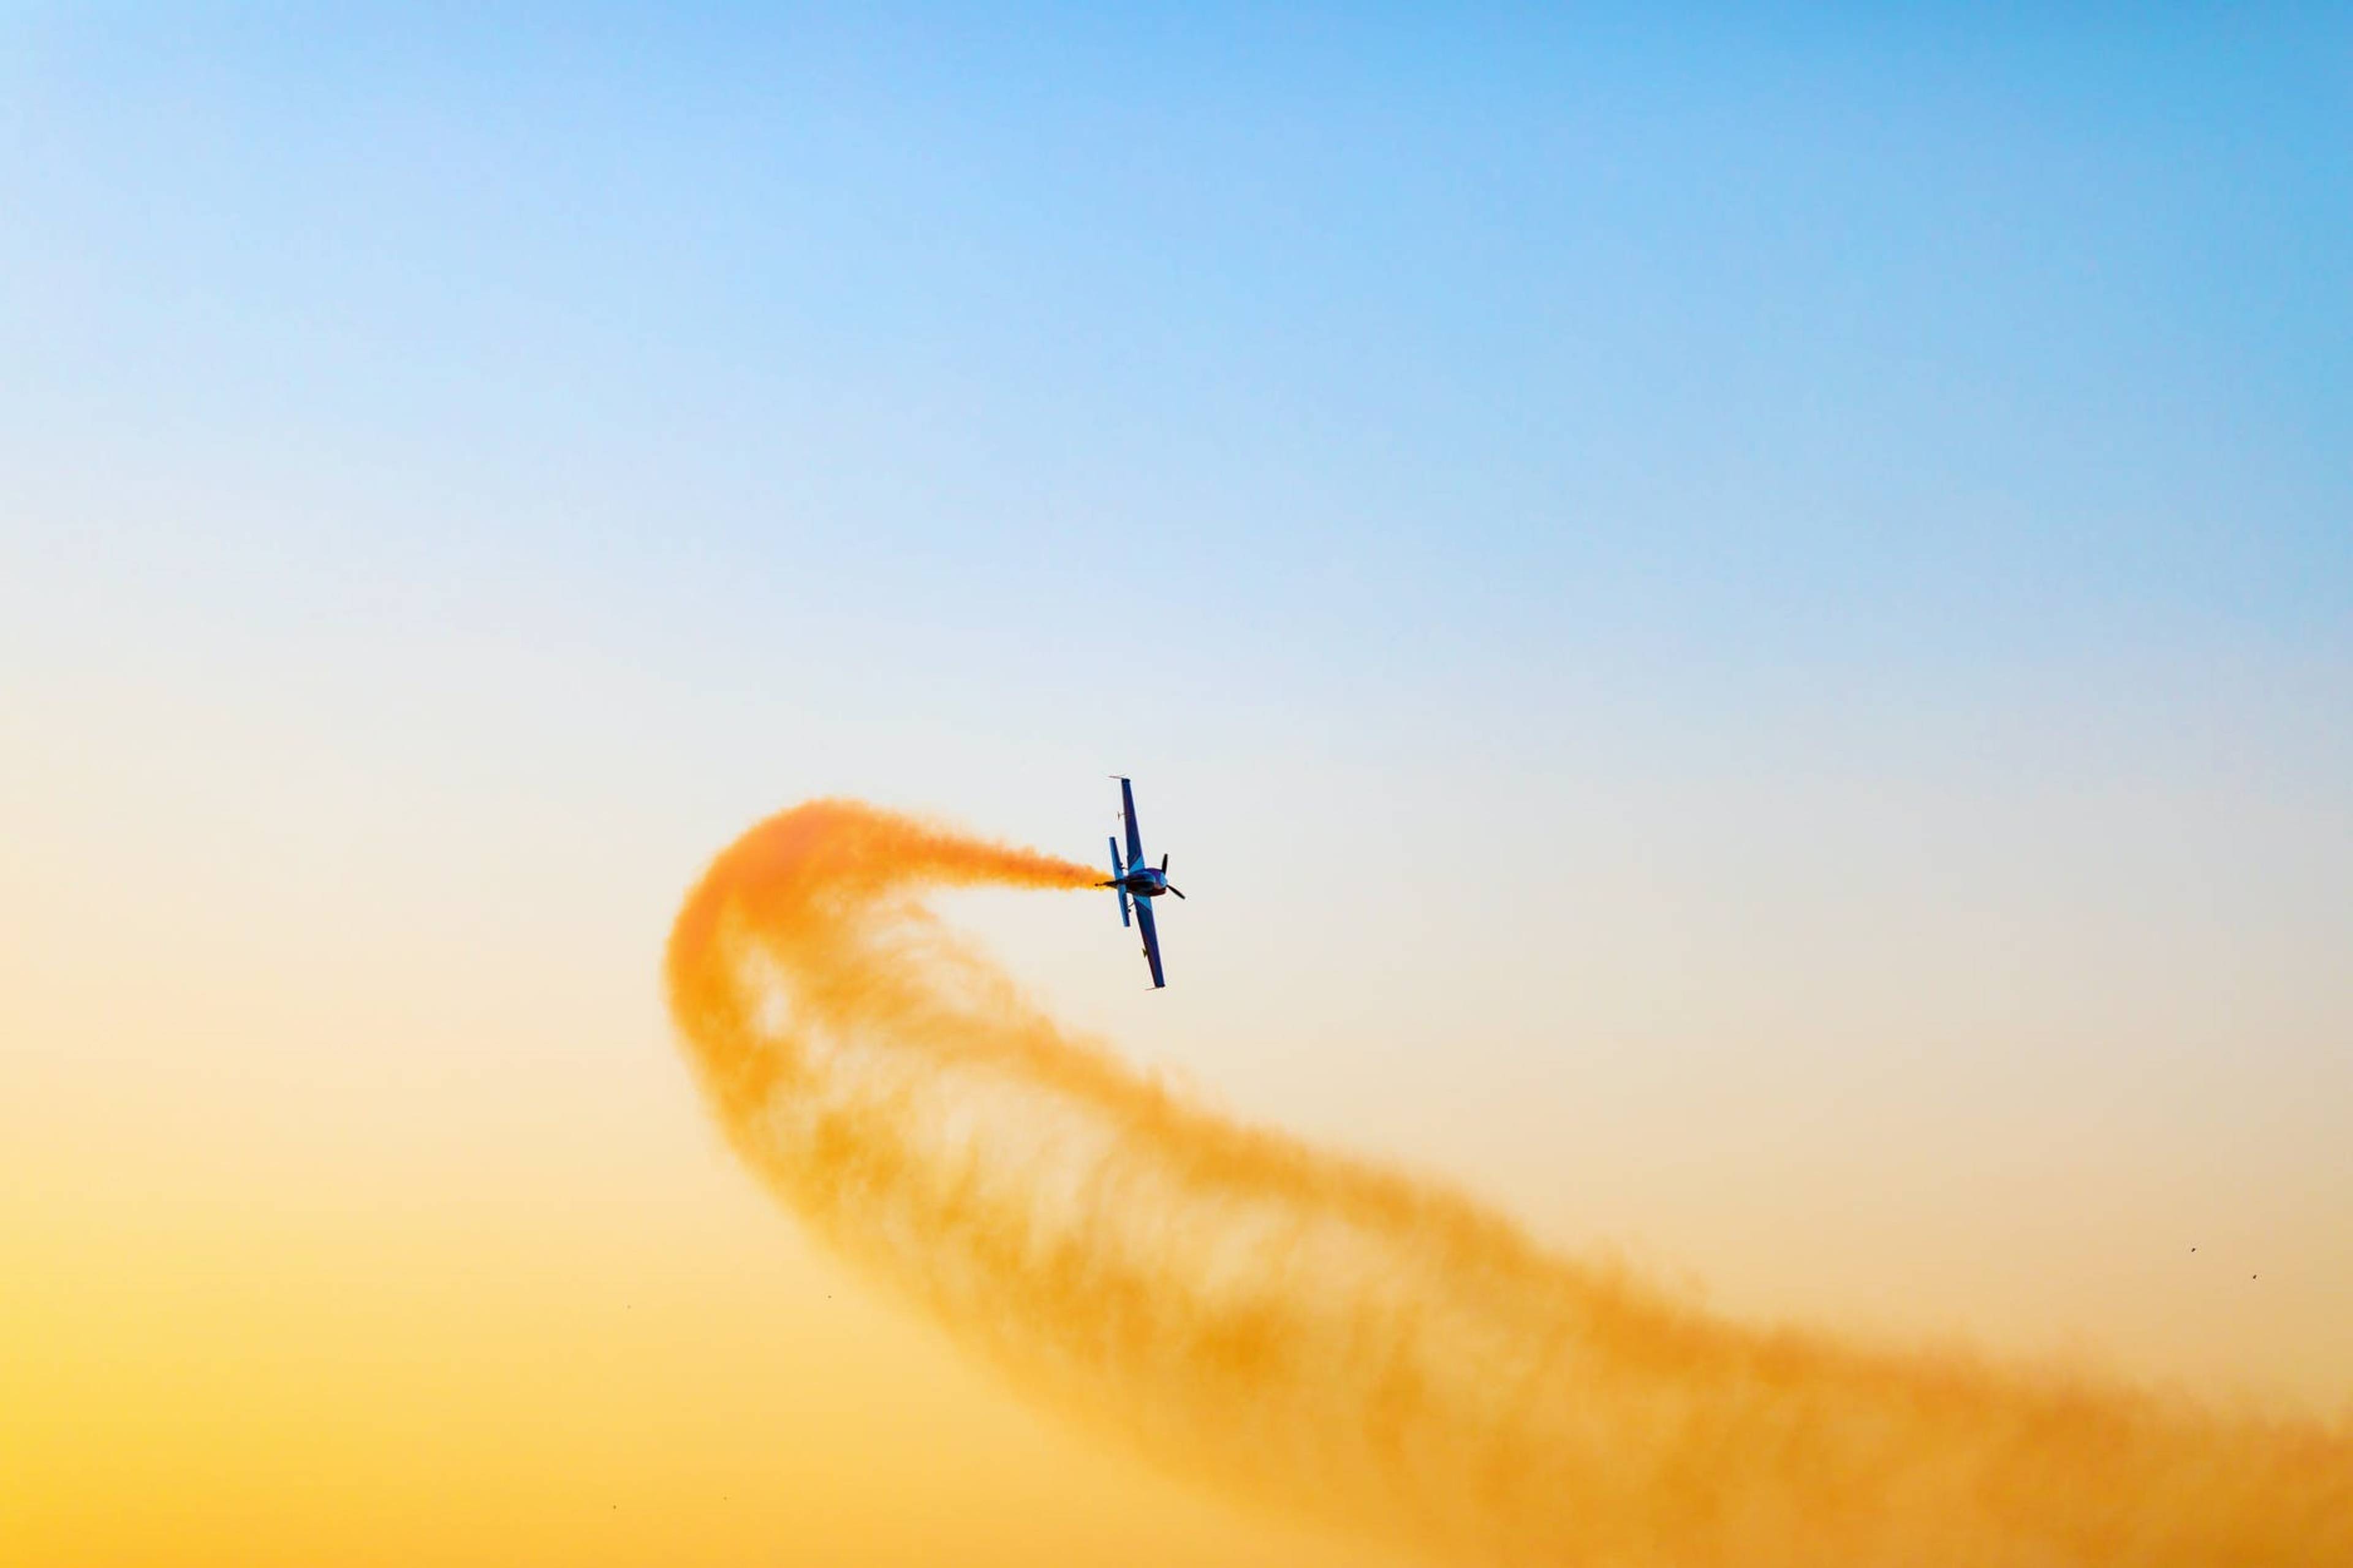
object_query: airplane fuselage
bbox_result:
[1102,776,1178,988]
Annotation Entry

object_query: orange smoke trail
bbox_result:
[664,800,2352,1567]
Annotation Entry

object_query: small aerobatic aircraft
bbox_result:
[1098,775,1184,988]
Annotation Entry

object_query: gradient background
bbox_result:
[4,7,2349,1565]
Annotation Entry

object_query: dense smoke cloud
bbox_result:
[666,800,2351,1566]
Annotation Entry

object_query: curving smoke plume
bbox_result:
[664,800,2351,1567]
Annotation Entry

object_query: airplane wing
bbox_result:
[1132,894,1166,988]
[1119,776,1145,869]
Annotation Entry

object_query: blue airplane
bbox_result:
[1097,776,1184,988]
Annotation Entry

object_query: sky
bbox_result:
[3,6,2349,1564]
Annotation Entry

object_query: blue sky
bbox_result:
[9,7,2347,686]
[7,7,2347,936]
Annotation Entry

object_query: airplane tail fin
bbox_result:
[1108,837,1131,928]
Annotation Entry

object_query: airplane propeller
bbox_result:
[1161,853,1185,898]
